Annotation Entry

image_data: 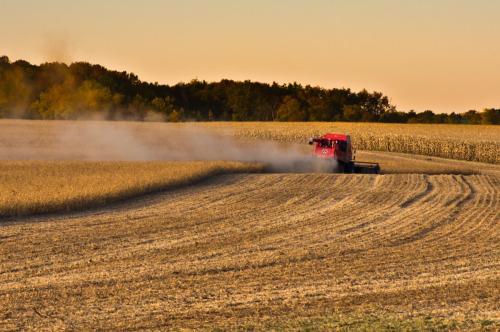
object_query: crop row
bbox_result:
[208,123,500,164]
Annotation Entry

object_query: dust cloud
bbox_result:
[41,34,73,63]
[0,120,335,172]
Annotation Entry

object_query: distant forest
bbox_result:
[0,56,498,124]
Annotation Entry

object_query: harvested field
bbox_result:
[0,161,262,218]
[0,119,499,330]
[355,150,500,177]
[1,173,499,330]
[0,147,498,220]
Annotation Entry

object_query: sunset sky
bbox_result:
[1,0,499,113]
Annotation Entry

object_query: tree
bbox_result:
[168,108,184,122]
[446,112,463,124]
[0,66,33,118]
[0,56,496,124]
[379,110,406,123]
[356,90,390,119]
[462,110,481,124]
[342,105,363,122]
[306,95,331,121]
[129,94,146,120]
[32,84,73,119]
[407,110,436,123]
[481,108,500,124]
[151,96,175,116]
[277,96,306,121]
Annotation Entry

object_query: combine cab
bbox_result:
[308,133,380,174]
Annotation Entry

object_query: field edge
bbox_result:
[0,161,264,221]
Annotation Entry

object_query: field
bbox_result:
[0,119,499,330]
[206,122,500,164]
[0,161,262,218]
[1,120,499,163]
[1,173,499,330]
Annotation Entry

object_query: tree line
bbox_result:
[0,56,498,124]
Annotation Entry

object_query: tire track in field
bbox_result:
[424,175,493,245]
[373,175,466,246]
[387,175,476,247]
[399,175,433,208]
[406,175,497,260]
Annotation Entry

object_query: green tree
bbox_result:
[462,110,482,124]
[481,108,500,124]
[168,108,184,122]
[342,105,363,121]
[31,83,73,119]
[0,66,32,117]
[74,80,113,116]
[2,56,497,124]
[277,96,306,121]
[306,95,331,121]
[151,96,175,116]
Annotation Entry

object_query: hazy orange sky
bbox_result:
[1,0,499,113]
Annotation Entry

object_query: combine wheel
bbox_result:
[344,162,354,173]
[336,162,345,173]
[336,162,354,173]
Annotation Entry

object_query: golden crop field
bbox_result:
[201,122,500,164]
[1,119,499,164]
[1,173,498,330]
[0,161,262,218]
[0,119,499,330]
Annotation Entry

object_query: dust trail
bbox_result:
[0,120,335,172]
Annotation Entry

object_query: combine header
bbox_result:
[308,133,380,174]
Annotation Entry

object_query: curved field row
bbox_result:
[0,161,263,218]
[0,173,498,330]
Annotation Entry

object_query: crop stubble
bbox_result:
[0,161,262,218]
[0,173,498,330]
[0,119,498,329]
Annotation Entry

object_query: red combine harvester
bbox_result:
[308,133,380,174]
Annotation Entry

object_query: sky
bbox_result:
[1,0,499,113]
